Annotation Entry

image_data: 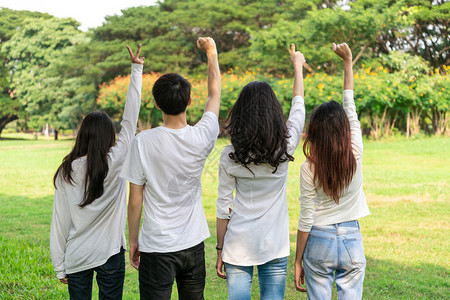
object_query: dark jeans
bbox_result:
[139,242,206,300]
[67,248,125,300]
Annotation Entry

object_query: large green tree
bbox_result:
[2,16,82,136]
[0,8,52,137]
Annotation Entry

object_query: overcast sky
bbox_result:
[1,0,157,31]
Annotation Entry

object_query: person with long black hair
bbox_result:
[215,44,306,299]
[50,44,144,299]
[294,43,370,299]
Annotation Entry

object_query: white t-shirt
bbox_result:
[50,63,142,279]
[216,96,305,266]
[121,112,219,253]
[298,90,370,232]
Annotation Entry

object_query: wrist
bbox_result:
[206,50,218,57]
[343,57,352,63]
[216,244,223,251]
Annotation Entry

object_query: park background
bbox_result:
[0,0,449,298]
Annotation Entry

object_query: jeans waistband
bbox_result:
[311,220,360,233]
[334,220,359,228]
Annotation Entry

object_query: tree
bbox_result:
[2,16,82,137]
[0,8,52,137]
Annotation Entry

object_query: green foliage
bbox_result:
[2,17,82,130]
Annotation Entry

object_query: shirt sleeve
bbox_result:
[49,177,71,279]
[298,162,316,232]
[343,90,363,159]
[216,148,236,219]
[194,111,220,152]
[120,136,146,185]
[110,63,143,159]
[286,96,306,155]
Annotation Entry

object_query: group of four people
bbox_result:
[50,37,370,300]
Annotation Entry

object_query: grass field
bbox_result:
[0,134,449,299]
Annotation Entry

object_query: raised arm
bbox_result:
[111,44,144,157]
[333,42,353,91]
[333,43,363,157]
[197,37,221,118]
[286,43,306,154]
[289,43,306,98]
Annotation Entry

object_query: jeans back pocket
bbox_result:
[305,234,335,263]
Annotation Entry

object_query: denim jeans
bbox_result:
[139,242,206,300]
[303,220,366,300]
[224,257,287,300]
[66,247,125,300]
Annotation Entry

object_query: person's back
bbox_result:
[124,111,218,253]
[50,45,144,299]
[295,43,370,300]
[122,37,220,300]
[216,44,306,300]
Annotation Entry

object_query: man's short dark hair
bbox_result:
[152,73,191,115]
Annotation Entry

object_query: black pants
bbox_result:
[139,242,206,300]
[67,247,125,300]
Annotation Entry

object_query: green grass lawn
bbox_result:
[0,134,449,299]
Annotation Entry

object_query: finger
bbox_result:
[290,43,295,54]
[140,57,145,61]
[135,43,142,58]
[127,45,134,58]
[332,43,337,51]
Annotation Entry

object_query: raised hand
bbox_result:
[197,37,217,55]
[127,44,145,64]
[289,43,306,69]
[333,43,352,62]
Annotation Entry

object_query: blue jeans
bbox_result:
[225,257,287,300]
[67,247,125,300]
[303,221,366,300]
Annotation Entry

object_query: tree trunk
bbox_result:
[54,129,59,140]
[0,115,18,138]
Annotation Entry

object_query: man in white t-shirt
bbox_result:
[121,37,220,299]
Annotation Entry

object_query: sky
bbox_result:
[1,0,157,31]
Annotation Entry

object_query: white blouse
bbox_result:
[50,64,142,279]
[298,90,370,232]
[217,96,305,266]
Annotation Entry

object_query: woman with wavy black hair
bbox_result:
[294,43,370,299]
[215,44,306,299]
[50,45,144,299]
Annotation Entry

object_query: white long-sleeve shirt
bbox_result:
[298,90,370,232]
[217,96,305,266]
[50,63,142,279]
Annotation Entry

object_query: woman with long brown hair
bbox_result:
[294,43,370,299]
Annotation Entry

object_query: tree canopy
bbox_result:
[0,0,448,138]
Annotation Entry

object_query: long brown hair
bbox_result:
[303,101,356,204]
[53,111,116,207]
[225,81,294,174]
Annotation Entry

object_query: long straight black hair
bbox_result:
[53,111,116,207]
[225,81,293,173]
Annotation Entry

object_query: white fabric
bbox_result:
[50,63,143,279]
[298,90,370,232]
[217,96,305,266]
[121,112,219,253]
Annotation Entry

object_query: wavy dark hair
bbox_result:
[303,101,356,204]
[53,111,116,207]
[225,81,294,173]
